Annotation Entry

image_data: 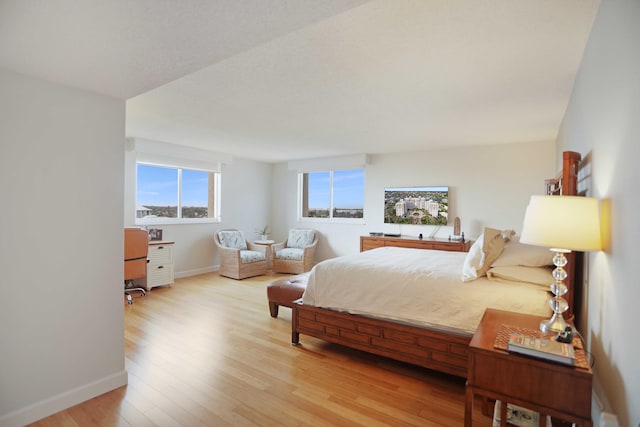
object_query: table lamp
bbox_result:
[520,195,602,333]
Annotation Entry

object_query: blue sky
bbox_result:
[308,169,364,209]
[137,164,364,209]
[137,164,208,207]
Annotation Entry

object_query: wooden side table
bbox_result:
[465,309,592,427]
[254,239,275,270]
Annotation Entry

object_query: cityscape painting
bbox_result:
[384,186,449,225]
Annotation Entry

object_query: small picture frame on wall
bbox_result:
[148,228,163,241]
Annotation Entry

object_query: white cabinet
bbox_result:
[147,241,174,290]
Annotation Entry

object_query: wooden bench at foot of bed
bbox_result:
[292,301,471,378]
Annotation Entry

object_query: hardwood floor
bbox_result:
[29,273,493,426]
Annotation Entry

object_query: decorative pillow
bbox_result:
[287,229,315,249]
[478,227,506,277]
[218,230,247,250]
[487,265,553,288]
[491,236,554,267]
[461,227,507,282]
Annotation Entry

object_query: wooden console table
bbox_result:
[360,235,470,252]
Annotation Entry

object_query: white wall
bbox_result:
[0,70,127,425]
[272,141,556,261]
[124,154,273,277]
[556,1,640,425]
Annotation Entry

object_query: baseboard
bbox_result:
[174,265,219,279]
[0,370,127,427]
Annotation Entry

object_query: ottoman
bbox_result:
[267,272,310,318]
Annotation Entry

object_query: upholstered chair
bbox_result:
[214,229,268,280]
[272,229,318,274]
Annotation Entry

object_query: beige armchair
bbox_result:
[272,229,318,274]
[214,229,268,279]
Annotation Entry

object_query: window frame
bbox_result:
[297,168,365,224]
[135,161,221,226]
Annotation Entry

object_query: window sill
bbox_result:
[298,217,365,225]
[136,217,221,226]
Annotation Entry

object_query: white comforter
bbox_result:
[302,246,550,334]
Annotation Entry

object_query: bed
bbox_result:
[292,151,584,378]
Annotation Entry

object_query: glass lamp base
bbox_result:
[539,313,568,334]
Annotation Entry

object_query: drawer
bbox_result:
[361,238,384,251]
[394,241,435,249]
[147,263,174,288]
[432,243,461,252]
[148,244,173,264]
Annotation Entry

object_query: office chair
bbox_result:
[124,227,149,304]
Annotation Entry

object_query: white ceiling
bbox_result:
[1,0,599,163]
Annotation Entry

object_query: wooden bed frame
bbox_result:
[292,151,584,378]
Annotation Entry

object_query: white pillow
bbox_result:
[487,265,553,288]
[491,236,554,267]
[461,227,506,282]
[462,237,484,282]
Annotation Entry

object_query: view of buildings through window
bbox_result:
[301,169,364,219]
[136,163,217,220]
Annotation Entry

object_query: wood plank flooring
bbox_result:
[29,272,493,426]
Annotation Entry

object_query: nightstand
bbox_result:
[465,309,592,427]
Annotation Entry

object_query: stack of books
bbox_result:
[508,333,575,365]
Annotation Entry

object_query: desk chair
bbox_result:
[124,227,148,304]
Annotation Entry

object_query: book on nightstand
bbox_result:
[508,333,575,365]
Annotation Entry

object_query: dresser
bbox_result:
[147,241,175,290]
[360,235,470,252]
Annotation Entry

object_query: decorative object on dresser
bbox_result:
[520,195,602,333]
[147,240,174,290]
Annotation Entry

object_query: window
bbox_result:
[136,163,220,224]
[300,169,364,220]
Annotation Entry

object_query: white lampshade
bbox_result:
[520,195,602,252]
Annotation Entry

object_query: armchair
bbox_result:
[214,229,268,280]
[272,229,318,274]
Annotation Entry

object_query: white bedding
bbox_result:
[302,246,551,334]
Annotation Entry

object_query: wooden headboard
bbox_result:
[545,151,584,324]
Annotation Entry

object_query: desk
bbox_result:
[147,241,174,290]
[254,239,275,269]
[465,309,592,427]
